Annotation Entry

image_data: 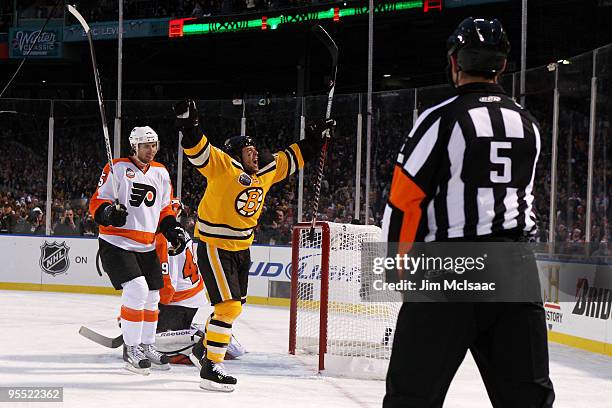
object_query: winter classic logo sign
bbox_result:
[40,241,70,276]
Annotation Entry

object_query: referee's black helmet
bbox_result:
[447,17,510,76]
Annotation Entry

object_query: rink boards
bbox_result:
[0,235,610,357]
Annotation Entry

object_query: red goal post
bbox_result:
[288,221,401,378]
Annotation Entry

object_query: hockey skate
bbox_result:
[199,357,237,392]
[123,344,151,375]
[141,343,171,370]
[190,336,246,368]
[189,339,205,369]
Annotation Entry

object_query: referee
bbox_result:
[382,18,555,407]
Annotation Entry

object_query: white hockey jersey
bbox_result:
[157,236,207,308]
[90,158,174,252]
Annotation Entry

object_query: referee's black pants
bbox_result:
[383,301,555,407]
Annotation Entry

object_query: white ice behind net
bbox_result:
[294,222,402,378]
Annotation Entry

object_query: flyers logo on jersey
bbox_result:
[235,187,263,217]
[130,182,157,207]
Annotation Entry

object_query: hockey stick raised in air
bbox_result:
[309,25,338,240]
[66,4,120,210]
[79,326,124,348]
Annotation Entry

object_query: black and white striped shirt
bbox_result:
[382,83,541,243]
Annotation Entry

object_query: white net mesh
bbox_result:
[293,222,402,379]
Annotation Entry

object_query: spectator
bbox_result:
[53,208,80,236]
[29,207,46,235]
[80,212,98,237]
[0,202,17,234]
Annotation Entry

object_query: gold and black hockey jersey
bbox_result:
[184,133,304,251]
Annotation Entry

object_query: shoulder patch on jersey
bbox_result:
[238,173,252,186]
[479,96,502,103]
[126,168,136,179]
[235,187,263,217]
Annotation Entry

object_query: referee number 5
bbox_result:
[490,141,512,183]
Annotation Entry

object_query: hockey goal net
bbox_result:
[289,222,402,379]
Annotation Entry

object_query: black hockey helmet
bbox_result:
[223,135,256,162]
[447,17,510,76]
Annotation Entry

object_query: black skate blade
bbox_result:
[124,363,150,376]
[199,379,235,393]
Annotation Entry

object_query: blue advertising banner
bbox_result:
[9,27,62,59]
[63,18,170,42]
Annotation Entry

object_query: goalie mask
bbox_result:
[129,126,160,154]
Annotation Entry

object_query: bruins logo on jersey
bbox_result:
[130,182,157,207]
[235,187,263,217]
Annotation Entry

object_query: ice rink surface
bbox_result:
[0,290,610,408]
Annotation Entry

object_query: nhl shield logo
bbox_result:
[40,241,70,276]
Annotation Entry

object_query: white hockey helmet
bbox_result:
[129,126,159,153]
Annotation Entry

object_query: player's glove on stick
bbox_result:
[173,99,201,149]
[306,118,335,144]
[160,216,188,256]
[299,118,336,161]
[96,203,128,227]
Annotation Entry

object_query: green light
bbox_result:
[247,19,261,28]
[180,1,423,36]
[318,8,335,19]
[267,16,282,27]
[393,1,423,11]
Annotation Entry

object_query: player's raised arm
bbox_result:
[173,99,226,176]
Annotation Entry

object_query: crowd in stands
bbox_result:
[16,0,342,23]
[0,3,11,33]
[1,94,610,256]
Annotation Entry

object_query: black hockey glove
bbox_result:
[173,99,201,149]
[173,99,199,129]
[160,216,189,256]
[166,225,188,256]
[96,203,128,227]
[306,118,335,145]
[298,118,336,161]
